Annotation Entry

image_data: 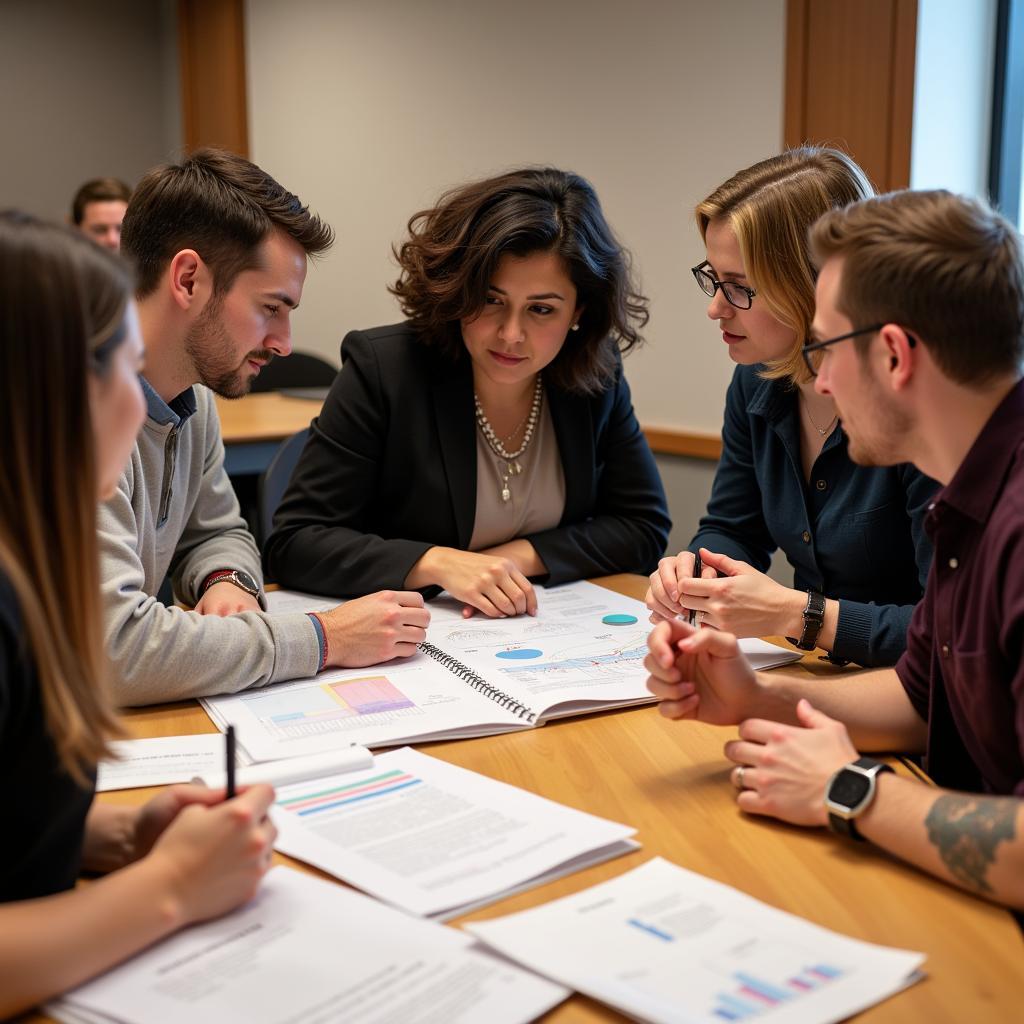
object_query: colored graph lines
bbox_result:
[278,769,422,817]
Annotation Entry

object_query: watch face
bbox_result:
[829,770,872,810]
[234,570,258,594]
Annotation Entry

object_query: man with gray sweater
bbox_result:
[104,149,429,704]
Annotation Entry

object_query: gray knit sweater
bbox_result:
[98,379,320,705]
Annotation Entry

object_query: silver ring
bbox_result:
[734,765,746,790]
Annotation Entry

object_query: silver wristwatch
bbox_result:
[824,756,894,841]
[202,568,260,598]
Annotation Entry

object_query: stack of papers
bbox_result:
[466,858,925,1024]
[273,746,639,918]
[49,867,567,1024]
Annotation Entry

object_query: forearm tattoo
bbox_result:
[924,794,1018,894]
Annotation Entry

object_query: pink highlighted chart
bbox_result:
[325,675,415,716]
[257,674,423,742]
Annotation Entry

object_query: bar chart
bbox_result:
[713,964,844,1020]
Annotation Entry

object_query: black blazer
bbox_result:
[264,323,670,596]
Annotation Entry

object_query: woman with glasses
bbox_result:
[265,167,670,617]
[645,147,937,666]
[0,212,276,1017]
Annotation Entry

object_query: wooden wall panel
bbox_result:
[178,0,248,156]
[642,428,722,461]
[785,0,918,192]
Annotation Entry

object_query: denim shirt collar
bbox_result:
[140,375,197,428]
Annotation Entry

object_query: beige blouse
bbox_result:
[468,397,566,551]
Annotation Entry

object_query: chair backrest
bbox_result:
[250,351,337,393]
[258,427,310,545]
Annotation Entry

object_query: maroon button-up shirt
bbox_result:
[896,379,1024,797]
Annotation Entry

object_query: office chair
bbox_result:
[250,351,337,393]
[257,427,310,545]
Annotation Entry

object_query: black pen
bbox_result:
[688,552,702,628]
[226,725,236,799]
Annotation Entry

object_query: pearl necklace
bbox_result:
[475,374,543,503]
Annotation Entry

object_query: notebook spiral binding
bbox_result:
[419,642,536,723]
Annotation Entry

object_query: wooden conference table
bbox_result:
[39,576,1024,1023]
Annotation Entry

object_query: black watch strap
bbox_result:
[786,590,825,651]
[829,811,864,841]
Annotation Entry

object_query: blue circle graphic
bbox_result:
[602,614,638,625]
[496,648,544,660]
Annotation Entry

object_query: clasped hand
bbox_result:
[408,547,537,619]
[646,547,802,637]
[724,702,859,827]
[644,617,760,724]
[645,618,860,829]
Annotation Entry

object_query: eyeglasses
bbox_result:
[691,261,757,310]
[802,324,917,377]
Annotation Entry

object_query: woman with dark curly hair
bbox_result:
[265,168,670,617]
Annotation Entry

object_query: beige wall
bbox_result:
[245,0,786,434]
[0,0,181,221]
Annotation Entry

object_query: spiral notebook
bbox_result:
[201,581,799,762]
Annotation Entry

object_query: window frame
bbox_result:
[989,0,1024,224]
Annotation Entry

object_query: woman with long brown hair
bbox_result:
[0,211,277,1017]
[265,167,670,617]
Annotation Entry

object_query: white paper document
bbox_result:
[205,581,799,761]
[198,743,373,790]
[466,857,925,1024]
[273,746,638,918]
[48,866,568,1024]
[97,735,372,792]
[96,735,228,792]
[264,588,336,615]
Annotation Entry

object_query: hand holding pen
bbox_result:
[645,549,712,625]
[687,553,703,628]
[226,725,237,799]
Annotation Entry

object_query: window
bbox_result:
[990,0,1024,226]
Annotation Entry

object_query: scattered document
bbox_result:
[48,866,567,1024]
[197,744,373,790]
[96,735,232,792]
[273,746,639,919]
[264,588,335,615]
[466,857,925,1024]
[731,637,803,672]
[205,581,799,761]
[96,735,372,792]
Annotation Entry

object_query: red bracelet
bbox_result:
[201,569,235,593]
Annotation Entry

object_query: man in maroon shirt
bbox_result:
[646,189,1024,912]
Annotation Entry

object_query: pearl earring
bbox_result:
[570,323,580,332]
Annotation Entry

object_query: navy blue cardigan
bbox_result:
[265,323,670,596]
[692,365,938,667]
